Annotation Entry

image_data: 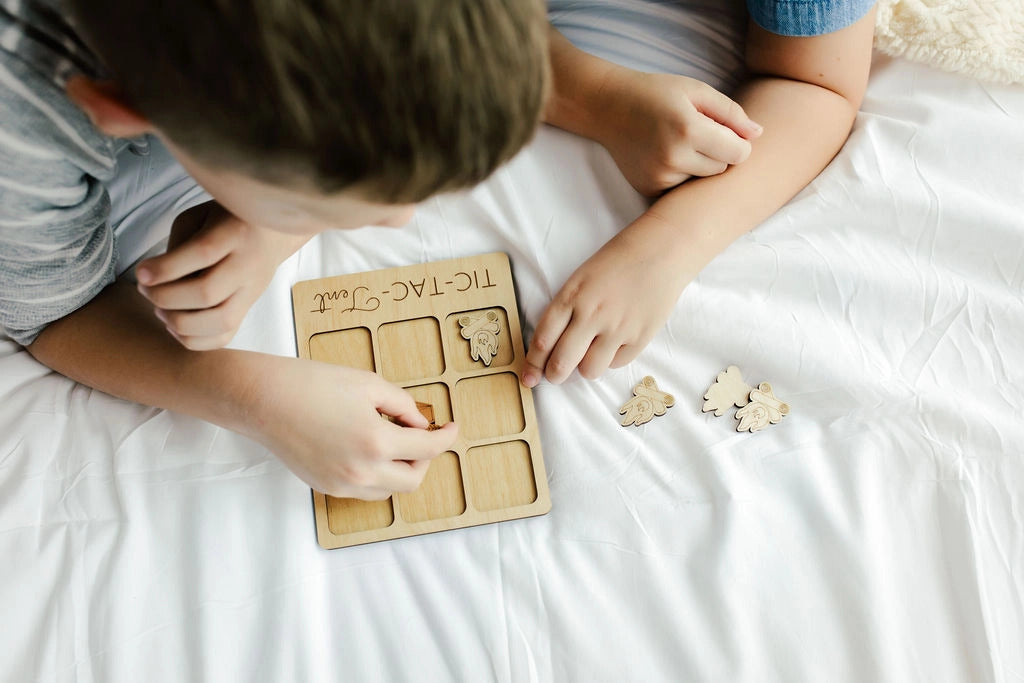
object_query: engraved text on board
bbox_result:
[310,268,498,314]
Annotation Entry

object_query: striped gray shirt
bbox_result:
[0,0,139,346]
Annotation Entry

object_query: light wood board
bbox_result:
[292,252,551,549]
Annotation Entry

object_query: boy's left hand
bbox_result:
[522,217,694,387]
[135,202,307,350]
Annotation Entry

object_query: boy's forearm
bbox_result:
[27,279,265,436]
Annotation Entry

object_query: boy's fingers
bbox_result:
[376,459,431,493]
[381,421,458,463]
[691,85,762,139]
[524,303,573,388]
[155,293,248,337]
[371,381,429,428]
[165,328,235,351]
[136,226,236,286]
[139,254,245,310]
[326,483,393,501]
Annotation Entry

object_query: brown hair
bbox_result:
[68,0,550,203]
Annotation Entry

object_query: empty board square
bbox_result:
[446,307,514,371]
[308,327,375,371]
[326,496,394,534]
[452,372,525,440]
[377,317,445,382]
[395,451,465,523]
[465,441,537,511]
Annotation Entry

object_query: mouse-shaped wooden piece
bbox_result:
[458,310,501,366]
[620,376,675,427]
[734,382,790,432]
[702,365,752,416]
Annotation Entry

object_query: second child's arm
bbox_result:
[525,9,876,385]
[544,27,763,196]
[27,280,457,499]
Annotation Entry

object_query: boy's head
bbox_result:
[65,0,550,233]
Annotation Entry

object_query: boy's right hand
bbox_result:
[245,355,458,500]
[591,68,762,196]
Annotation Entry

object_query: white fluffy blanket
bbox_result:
[875,0,1024,84]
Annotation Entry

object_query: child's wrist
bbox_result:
[623,208,713,281]
[546,40,631,144]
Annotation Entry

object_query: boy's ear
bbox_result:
[66,76,154,138]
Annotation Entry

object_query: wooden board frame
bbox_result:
[292,252,550,549]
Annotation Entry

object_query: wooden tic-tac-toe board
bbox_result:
[292,252,550,549]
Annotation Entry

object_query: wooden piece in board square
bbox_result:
[458,309,501,366]
[415,401,442,431]
[292,252,550,549]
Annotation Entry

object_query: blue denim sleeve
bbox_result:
[746,0,875,37]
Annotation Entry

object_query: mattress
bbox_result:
[2,2,1022,681]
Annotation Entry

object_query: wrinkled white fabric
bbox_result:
[1,3,1023,681]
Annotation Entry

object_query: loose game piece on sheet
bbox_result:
[292,252,551,549]
[619,375,675,427]
[702,365,751,417]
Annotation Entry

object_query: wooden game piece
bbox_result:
[458,309,501,366]
[292,252,550,549]
[735,382,790,432]
[702,365,752,416]
[415,401,443,431]
[620,376,675,427]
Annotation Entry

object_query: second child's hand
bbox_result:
[522,212,696,387]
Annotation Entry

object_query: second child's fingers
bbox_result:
[577,335,622,380]
[523,303,573,388]
[684,151,730,178]
[694,119,754,166]
[689,82,763,139]
[610,342,645,370]
[542,320,597,385]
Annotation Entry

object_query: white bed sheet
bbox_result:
[2,4,1023,681]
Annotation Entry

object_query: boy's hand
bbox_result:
[247,356,459,500]
[135,202,307,350]
[522,215,694,387]
[593,68,762,196]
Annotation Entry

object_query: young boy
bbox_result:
[2,0,873,501]
[0,0,553,501]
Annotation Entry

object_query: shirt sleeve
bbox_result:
[0,57,117,347]
[746,0,876,37]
